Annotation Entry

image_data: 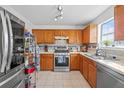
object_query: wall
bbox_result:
[92,5,115,25]
[0,5,33,32]
[91,5,124,65]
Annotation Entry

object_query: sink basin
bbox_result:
[84,53,104,60]
[84,53,119,62]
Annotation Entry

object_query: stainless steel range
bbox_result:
[54,46,70,72]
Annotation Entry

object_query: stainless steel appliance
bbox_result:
[54,46,70,72]
[97,63,124,88]
[55,36,69,45]
[0,7,25,88]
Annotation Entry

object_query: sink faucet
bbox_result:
[96,47,107,59]
[102,49,107,59]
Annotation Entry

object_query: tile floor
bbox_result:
[36,71,91,88]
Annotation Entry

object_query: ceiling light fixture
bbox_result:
[54,5,64,21]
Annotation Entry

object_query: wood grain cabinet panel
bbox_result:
[76,30,83,44]
[40,54,54,71]
[83,57,89,80]
[32,30,45,44]
[88,63,96,88]
[114,5,124,40]
[68,30,77,44]
[79,55,83,75]
[33,29,83,44]
[82,27,90,44]
[82,24,97,44]
[40,54,46,70]
[54,30,62,36]
[44,30,54,44]
[70,54,80,70]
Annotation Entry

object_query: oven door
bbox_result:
[0,8,9,74]
[55,55,69,67]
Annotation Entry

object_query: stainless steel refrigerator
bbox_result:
[0,7,25,88]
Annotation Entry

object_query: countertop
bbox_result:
[80,52,124,75]
[40,51,124,75]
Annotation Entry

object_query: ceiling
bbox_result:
[10,5,111,26]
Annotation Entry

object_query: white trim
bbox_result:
[32,25,85,29]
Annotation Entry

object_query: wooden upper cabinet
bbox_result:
[32,29,54,44]
[54,30,69,37]
[33,29,83,44]
[76,30,83,44]
[54,30,62,36]
[61,30,69,37]
[114,5,124,40]
[68,30,77,44]
[44,30,54,44]
[82,24,97,44]
[32,30,45,44]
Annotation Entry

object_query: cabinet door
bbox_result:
[32,30,45,44]
[61,30,69,37]
[82,27,89,44]
[70,54,79,70]
[68,30,77,44]
[54,30,62,36]
[83,57,88,80]
[76,30,83,44]
[90,24,97,43]
[40,54,53,71]
[80,55,83,75]
[115,5,124,40]
[82,24,97,44]
[46,54,53,70]
[40,55,46,70]
[44,31,54,44]
[88,64,96,88]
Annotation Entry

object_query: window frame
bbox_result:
[100,18,114,47]
[98,17,124,48]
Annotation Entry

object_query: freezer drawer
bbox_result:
[0,67,25,88]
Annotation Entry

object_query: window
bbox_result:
[99,18,124,48]
[101,19,114,47]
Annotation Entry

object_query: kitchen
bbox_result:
[0,4,124,88]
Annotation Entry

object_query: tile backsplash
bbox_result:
[104,48,124,59]
[98,48,124,65]
[39,45,82,52]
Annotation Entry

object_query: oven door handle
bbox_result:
[5,13,13,71]
[0,10,9,73]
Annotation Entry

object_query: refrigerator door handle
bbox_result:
[0,10,9,73]
[5,13,13,71]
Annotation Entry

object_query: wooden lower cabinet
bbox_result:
[79,55,96,88]
[70,54,80,70]
[40,54,54,71]
[79,55,83,75]
[88,63,96,88]
[83,57,89,80]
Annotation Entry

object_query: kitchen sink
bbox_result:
[84,53,119,62]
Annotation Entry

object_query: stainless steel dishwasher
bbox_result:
[97,63,124,88]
